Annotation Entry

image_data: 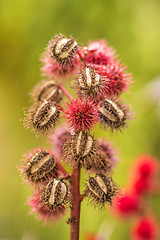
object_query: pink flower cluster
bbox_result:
[113,155,159,240]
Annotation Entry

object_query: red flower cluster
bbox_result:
[113,192,140,218]
[84,40,115,66]
[132,217,159,240]
[93,62,132,96]
[129,155,159,195]
[112,154,159,240]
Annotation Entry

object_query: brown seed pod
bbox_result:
[62,131,111,171]
[30,80,63,103]
[98,98,131,131]
[73,66,108,98]
[49,34,78,68]
[91,151,111,173]
[20,149,57,183]
[86,174,118,208]
[25,100,60,135]
[43,179,71,210]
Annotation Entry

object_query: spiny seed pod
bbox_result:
[30,80,63,103]
[20,149,57,183]
[25,100,60,135]
[73,66,108,97]
[28,189,67,224]
[49,34,78,70]
[98,98,130,131]
[86,174,118,208]
[43,179,71,210]
[62,131,111,171]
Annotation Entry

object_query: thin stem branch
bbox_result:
[70,162,81,240]
[58,83,74,101]
[56,160,68,176]
[54,102,65,112]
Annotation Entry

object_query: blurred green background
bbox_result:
[0,0,160,239]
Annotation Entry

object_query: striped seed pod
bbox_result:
[20,149,57,183]
[30,80,63,103]
[98,98,130,131]
[62,131,111,171]
[43,179,71,210]
[25,100,60,135]
[86,174,118,208]
[50,34,78,67]
[74,66,108,97]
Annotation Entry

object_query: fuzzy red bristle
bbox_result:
[91,61,132,96]
[64,98,99,131]
[84,40,115,66]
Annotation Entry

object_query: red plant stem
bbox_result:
[56,160,68,175]
[70,161,81,240]
[58,83,74,101]
[76,47,88,61]
[54,102,65,112]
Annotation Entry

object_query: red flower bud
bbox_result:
[131,216,159,240]
[113,192,140,218]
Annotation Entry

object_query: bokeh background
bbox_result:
[0,0,160,239]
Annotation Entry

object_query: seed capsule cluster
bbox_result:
[86,174,118,208]
[43,179,70,208]
[27,179,71,223]
[62,131,111,171]
[31,80,63,103]
[25,76,64,135]
[20,149,57,183]
[25,100,60,135]
[20,147,72,220]
[20,33,134,223]
[73,66,108,98]
[99,98,130,131]
[48,34,78,71]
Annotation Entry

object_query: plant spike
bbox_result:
[19,33,134,240]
